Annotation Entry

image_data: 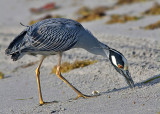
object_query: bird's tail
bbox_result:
[5,30,27,61]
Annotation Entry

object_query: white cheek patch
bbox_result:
[111,55,118,67]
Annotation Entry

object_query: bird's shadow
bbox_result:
[101,74,160,95]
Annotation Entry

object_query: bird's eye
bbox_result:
[118,64,123,68]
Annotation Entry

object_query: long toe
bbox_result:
[74,93,100,100]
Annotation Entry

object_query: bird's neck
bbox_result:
[75,30,110,58]
[98,42,110,58]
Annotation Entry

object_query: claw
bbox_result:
[74,93,99,100]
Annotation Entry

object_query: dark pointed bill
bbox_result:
[120,69,135,88]
[114,67,135,88]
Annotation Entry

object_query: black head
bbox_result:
[109,48,135,88]
[109,49,127,70]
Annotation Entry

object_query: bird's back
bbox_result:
[5,18,85,61]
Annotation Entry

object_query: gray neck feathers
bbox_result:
[74,30,110,58]
[99,42,110,58]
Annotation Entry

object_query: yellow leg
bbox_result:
[35,56,45,105]
[56,53,98,99]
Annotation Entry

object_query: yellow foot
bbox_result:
[39,100,44,105]
[74,93,99,100]
[39,101,59,106]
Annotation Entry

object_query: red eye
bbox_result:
[118,64,123,68]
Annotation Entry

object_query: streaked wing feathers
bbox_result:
[28,21,80,52]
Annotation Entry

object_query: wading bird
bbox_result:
[5,18,134,105]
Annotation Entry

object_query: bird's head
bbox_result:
[108,48,135,88]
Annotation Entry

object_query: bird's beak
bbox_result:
[115,67,135,88]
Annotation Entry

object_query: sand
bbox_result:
[0,0,159,114]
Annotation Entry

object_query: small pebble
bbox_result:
[132,51,136,55]
[143,52,146,56]
[148,65,155,69]
[92,91,100,95]
[51,110,56,113]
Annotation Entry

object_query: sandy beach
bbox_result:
[0,0,159,114]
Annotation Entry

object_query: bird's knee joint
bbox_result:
[56,66,61,75]
[57,66,61,70]
[56,70,60,76]
[35,68,40,75]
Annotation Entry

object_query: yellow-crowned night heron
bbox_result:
[5,18,134,105]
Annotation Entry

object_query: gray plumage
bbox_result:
[5,18,109,61]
